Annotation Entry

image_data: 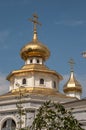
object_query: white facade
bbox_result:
[9,72,59,92]
[0,14,85,130]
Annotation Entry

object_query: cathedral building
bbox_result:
[0,14,86,130]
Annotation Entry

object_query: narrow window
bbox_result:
[37,59,39,63]
[40,78,44,84]
[53,81,56,88]
[30,59,32,63]
[22,78,26,84]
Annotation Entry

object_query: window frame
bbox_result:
[22,78,27,85]
[40,78,44,85]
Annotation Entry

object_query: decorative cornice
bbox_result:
[7,64,63,81]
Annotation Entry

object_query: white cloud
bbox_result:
[55,20,86,26]
[60,73,86,98]
[0,73,9,95]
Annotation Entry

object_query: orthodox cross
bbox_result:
[29,14,42,40]
[68,58,75,72]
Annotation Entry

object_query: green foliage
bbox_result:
[31,101,84,130]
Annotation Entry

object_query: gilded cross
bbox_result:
[68,58,75,71]
[29,14,42,41]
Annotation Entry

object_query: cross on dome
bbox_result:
[20,14,50,61]
[68,58,75,72]
[29,14,42,41]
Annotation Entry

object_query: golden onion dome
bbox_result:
[63,59,82,94]
[20,39,50,61]
[63,71,82,93]
[20,14,50,61]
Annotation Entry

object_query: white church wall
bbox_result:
[67,91,81,99]
[34,72,59,90]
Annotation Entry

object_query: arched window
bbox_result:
[30,59,32,63]
[2,119,16,130]
[53,81,56,88]
[22,78,26,84]
[40,78,44,84]
[37,59,39,63]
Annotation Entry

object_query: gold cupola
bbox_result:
[63,59,82,99]
[7,14,63,96]
[20,14,50,61]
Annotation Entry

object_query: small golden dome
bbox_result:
[63,71,82,93]
[20,39,50,61]
[20,14,50,61]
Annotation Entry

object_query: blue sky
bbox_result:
[0,0,86,98]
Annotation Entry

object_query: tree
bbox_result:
[15,84,30,130]
[31,101,84,130]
